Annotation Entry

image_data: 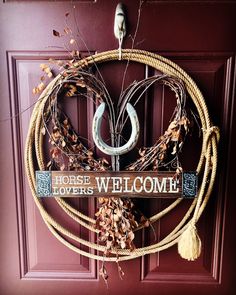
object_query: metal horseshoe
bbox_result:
[92,102,140,156]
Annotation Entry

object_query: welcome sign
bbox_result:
[36,171,197,198]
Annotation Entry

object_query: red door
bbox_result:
[0,1,236,294]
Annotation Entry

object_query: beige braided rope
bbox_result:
[25,49,219,261]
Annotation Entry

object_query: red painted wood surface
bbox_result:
[0,1,236,295]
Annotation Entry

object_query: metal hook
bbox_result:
[114,3,126,60]
[114,3,126,40]
[92,102,140,156]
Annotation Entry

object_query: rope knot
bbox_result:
[202,126,220,142]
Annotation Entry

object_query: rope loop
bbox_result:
[25,49,219,261]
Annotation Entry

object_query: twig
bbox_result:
[118,0,144,106]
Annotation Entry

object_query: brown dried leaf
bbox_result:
[120,241,126,249]
[72,50,80,58]
[87,150,93,157]
[47,72,53,78]
[113,214,119,222]
[66,85,77,96]
[117,263,125,280]
[41,127,46,135]
[171,145,177,155]
[171,129,180,141]
[60,164,65,171]
[40,63,47,71]
[32,87,38,95]
[63,118,68,125]
[139,148,145,156]
[99,265,109,287]
[38,82,45,92]
[64,27,70,34]
[53,29,61,37]
[76,80,86,88]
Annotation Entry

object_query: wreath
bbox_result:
[25,49,220,282]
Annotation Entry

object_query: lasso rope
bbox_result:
[25,49,220,261]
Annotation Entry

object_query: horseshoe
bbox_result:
[92,102,140,156]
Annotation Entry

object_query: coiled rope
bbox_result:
[25,49,220,261]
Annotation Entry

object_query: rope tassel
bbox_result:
[178,223,202,261]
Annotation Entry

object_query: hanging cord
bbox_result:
[118,31,123,61]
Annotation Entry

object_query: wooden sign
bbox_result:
[36,171,197,198]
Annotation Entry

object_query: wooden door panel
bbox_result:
[1,1,236,295]
[7,51,97,280]
[142,53,232,284]
[7,50,230,282]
